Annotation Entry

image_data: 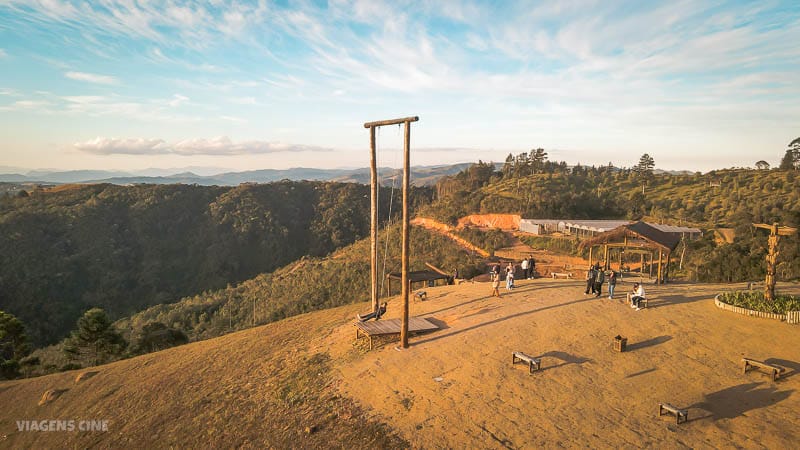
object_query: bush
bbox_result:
[519,235,582,256]
[454,227,510,254]
[718,291,800,314]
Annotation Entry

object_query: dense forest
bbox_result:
[116,224,483,343]
[0,181,432,345]
[3,150,800,372]
[427,156,800,283]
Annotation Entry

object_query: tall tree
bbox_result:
[530,148,548,174]
[63,308,127,366]
[755,160,770,170]
[635,153,655,193]
[0,311,31,379]
[502,153,515,178]
[780,137,800,170]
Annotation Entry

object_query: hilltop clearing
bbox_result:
[3,278,800,448]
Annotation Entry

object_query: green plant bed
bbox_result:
[718,291,800,314]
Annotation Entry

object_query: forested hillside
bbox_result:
[117,224,484,343]
[0,182,432,345]
[429,160,800,227]
[427,160,800,282]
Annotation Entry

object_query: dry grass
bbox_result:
[3,278,800,448]
[0,307,407,449]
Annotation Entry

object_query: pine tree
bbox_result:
[0,310,31,379]
[635,153,655,193]
[63,308,127,366]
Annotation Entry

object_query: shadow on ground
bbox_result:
[688,382,795,422]
[626,335,672,351]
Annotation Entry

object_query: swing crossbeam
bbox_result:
[364,116,419,128]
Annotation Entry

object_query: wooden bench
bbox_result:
[658,403,688,424]
[512,352,541,374]
[626,293,648,308]
[742,358,785,381]
[415,291,427,301]
[551,272,573,279]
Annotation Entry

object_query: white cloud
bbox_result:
[65,71,118,85]
[74,137,169,155]
[168,94,189,107]
[0,48,7,58]
[74,136,335,156]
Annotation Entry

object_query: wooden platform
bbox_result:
[355,317,440,349]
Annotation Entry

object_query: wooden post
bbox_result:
[369,126,379,313]
[752,222,796,302]
[603,245,609,270]
[400,119,412,348]
[657,248,663,284]
[588,246,593,266]
[640,253,645,274]
[618,248,623,272]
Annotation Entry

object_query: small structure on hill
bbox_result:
[386,270,451,297]
[579,221,682,284]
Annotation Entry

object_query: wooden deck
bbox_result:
[354,317,440,349]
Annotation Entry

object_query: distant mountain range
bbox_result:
[0,163,477,186]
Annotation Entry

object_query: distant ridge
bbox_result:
[0,163,474,186]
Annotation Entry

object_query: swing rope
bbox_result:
[378,125,400,297]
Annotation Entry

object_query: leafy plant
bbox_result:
[718,291,800,314]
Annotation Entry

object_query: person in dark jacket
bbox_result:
[584,265,596,295]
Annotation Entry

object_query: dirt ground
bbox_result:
[2,278,798,449]
[334,278,800,449]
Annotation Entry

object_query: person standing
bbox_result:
[506,267,515,291]
[608,271,617,299]
[491,273,502,297]
[528,256,536,279]
[593,265,605,297]
[520,257,529,280]
[584,265,595,295]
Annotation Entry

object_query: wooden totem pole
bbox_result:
[753,223,797,302]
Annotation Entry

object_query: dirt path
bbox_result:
[411,218,490,257]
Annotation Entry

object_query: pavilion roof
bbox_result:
[578,221,681,252]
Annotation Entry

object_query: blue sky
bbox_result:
[0,0,798,173]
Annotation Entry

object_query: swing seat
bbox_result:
[357,302,387,322]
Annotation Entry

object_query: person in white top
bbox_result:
[520,258,529,279]
[630,283,646,310]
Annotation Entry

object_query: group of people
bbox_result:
[489,256,536,297]
[520,255,536,280]
[584,263,646,310]
[584,263,609,297]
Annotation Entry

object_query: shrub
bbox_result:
[718,291,800,314]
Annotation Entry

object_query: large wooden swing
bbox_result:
[364,116,419,348]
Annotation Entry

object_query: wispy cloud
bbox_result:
[65,71,118,85]
[0,48,7,58]
[74,137,334,156]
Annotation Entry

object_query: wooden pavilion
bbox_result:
[579,221,681,284]
[386,270,451,297]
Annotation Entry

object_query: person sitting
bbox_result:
[357,302,388,321]
[630,283,646,310]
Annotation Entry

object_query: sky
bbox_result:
[0,0,799,174]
